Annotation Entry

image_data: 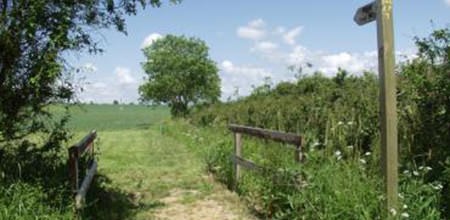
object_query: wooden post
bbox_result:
[376,0,398,212]
[68,147,79,193]
[294,137,303,163]
[233,132,242,189]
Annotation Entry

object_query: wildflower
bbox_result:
[347,121,354,125]
[403,170,409,174]
[359,159,367,164]
[335,150,342,157]
[432,184,443,190]
[418,166,424,170]
[412,171,419,176]
[389,208,397,216]
[403,204,408,209]
[335,150,342,160]
[364,151,371,156]
[401,212,409,218]
[347,145,354,149]
[337,121,344,125]
[425,166,432,171]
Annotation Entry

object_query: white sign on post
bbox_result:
[354,1,377,26]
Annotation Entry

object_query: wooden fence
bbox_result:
[68,130,97,210]
[228,124,303,189]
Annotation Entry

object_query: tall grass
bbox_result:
[166,120,443,219]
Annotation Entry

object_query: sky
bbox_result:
[71,0,450,103]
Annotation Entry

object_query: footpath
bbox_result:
[94,128,255,220]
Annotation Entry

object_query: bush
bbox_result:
[188,28,450,218]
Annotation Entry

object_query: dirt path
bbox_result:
[96,128,255,220]
[152,177,254,220]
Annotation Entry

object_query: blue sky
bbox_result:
[72,0,450,103]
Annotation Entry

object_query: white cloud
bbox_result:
[220,60,272,78]
[91,82,107,89]
[283,26,303,45]
[220,60,274,98]
[78,68,142,104]
[317,51,378,75]
[255,41,278,51]
[235,19,419,79]
[445,0,450,6]
[287,45,308,65]
[141,33,163,49]
[82,62,98,73]
[237,18,266,40]
[275,26,286,34]
[115,67,136,85]
[251,41,281,62]
[221,60,234,73]
[248,18,266,28]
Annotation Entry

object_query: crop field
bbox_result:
[62,104,170,132]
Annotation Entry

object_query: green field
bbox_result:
[65,104,170,132]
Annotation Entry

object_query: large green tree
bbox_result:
[0,0,179,177]
[139,35,221,117]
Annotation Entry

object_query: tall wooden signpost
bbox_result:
[354,0,398,214]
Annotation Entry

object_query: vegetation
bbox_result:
[0,104,254,219]
[139,35,221,117]
[0,0,180,218]
[0,1,447,218]
[186,28,450,219]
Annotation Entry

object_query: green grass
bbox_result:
[0,104,252,219]
[65,104,170,132]
[64,104,251,219]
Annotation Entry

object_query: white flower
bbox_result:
[359,159,367,164]
[398,193,404,199]
[432,184,443,190]
[364,151,371,156]
[403,170,410,174]
[401,212,409,218]
[413,171,419,176]
[312,142,320,147]
[425,166,432,171]
[347,145,354,149]
[403,204,408,209]
[390,208,397,216]
[347,121,354,125]
[418,166,424,170]
[335,150,342,157]
[337,121,344,125]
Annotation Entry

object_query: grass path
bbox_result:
[85,126,254,219]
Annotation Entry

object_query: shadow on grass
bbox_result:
[0,149,162,219]
[81,174,136,220]
[81,174,165,220]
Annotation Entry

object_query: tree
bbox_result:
[0,0,180,178]
[139,35,221,117]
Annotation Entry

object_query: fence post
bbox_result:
[233,132,242,189]
[68,147,79,193]
[294,136,303,163]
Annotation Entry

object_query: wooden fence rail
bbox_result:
[228,124,303,189]
[68,130,97,210]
